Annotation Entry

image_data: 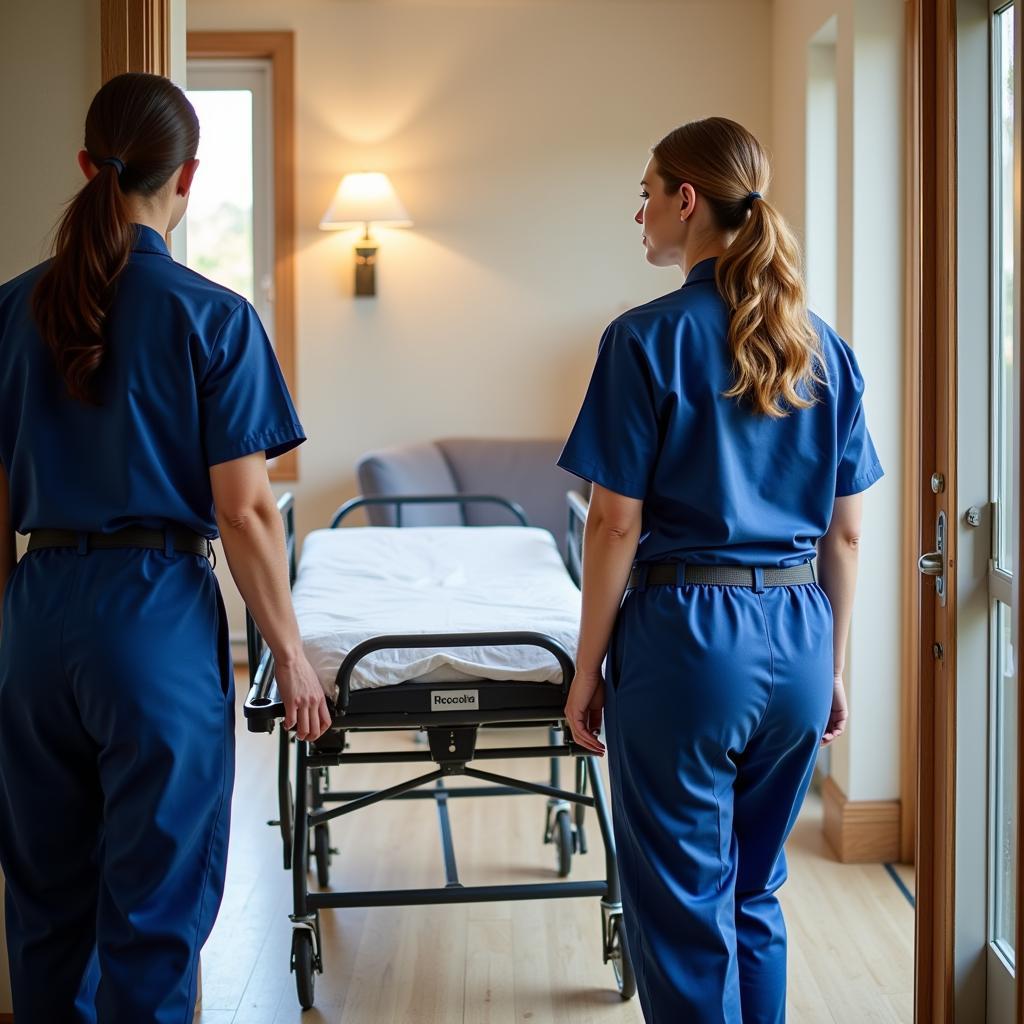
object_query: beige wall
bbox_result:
[185,0,774,645]
[0,1,100,281]
[0,0,102,1008]
[772,0,904,805]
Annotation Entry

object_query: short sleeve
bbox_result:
[834,346,884,497]
[200,300,306,466]
[556,320,659,500]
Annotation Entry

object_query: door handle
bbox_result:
[917,509,946,606]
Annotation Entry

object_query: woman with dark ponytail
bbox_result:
[559,117,884,1022]
[0,73,329,1022]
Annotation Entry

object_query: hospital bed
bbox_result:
[243,492,634,1010]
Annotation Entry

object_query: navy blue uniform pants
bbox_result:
[604,578,833,1023]
[0,547,234,1024]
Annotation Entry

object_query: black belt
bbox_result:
[627,559,816,590]
[27,527,213,560]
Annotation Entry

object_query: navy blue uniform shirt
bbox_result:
[557,257,884,567]
[0,224,305,537]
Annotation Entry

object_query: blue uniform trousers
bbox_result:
[0,547,234,1024]
[604,578,833,1023]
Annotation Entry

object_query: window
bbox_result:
[185,67,273,330]
[988,0,1016,977]
[185,32,297,482]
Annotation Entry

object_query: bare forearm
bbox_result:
[217,501,304,667]
[576,513,641,676]
[816,537,859,675]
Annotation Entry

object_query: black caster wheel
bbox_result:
[314,823,332,888]
[292,929,316,1009]
[607,913,637,1000]
[554,808,573,878]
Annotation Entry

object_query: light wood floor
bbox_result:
[197,690,914,1024]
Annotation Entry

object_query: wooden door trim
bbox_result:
[101,0,169,81]
[186,32,298,483]
[912,0,958,1019]
[901,0,923,871]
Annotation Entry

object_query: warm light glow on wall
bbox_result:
[319,172,412,297]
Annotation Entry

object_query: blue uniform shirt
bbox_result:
[557,257,884,567]
[0,224,305,538]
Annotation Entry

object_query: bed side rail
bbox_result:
[243,631,573,730]
[245,491,296,708]
[245,644,281,727]
[566,490,588,588]
[333,631,574,711]
[329,494,529,529]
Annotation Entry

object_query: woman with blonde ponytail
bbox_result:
[559,117,883,1022]
[0,73,328,1022]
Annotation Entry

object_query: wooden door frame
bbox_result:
[101,0,169,80]
[901,0,923,874]
[185,32,298,483]
[910,0,958,1020]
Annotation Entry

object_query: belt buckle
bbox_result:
[207,538,217,570]
[633,564,649,592]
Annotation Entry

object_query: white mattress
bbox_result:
[292,527,582,696]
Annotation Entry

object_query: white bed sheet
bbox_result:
[292,527,582,696]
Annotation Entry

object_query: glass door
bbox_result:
[987,2,1017,1018]
[948,2,1019,1018]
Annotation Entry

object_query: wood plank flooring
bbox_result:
[198,690,914,1023]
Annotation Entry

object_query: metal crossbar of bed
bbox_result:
[242,492,634,1010]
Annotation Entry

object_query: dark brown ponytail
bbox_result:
[32,73,199,403]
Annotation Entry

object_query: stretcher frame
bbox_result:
[243,492,634,1010]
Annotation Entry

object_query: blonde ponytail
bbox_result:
[652,118,829,418]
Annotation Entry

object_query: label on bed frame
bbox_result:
[430,689,480,711]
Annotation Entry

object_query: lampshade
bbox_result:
[319,172,412,229]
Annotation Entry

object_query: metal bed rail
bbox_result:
[244,635,568,731]
[246,491,295,687]
[334,630,573,709]
[330,493,529,529]
[566,489,588,586]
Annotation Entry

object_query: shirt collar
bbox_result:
[130,224,171,258]
[683,256,717,286]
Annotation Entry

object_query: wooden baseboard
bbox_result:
[822,775,902,863]
[1,1013,13,1022]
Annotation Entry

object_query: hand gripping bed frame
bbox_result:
[243,492,634,1010]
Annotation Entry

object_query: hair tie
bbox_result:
[746,190,762,209]
[99,156,125,177]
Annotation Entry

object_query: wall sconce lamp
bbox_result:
[319,172,412,297]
